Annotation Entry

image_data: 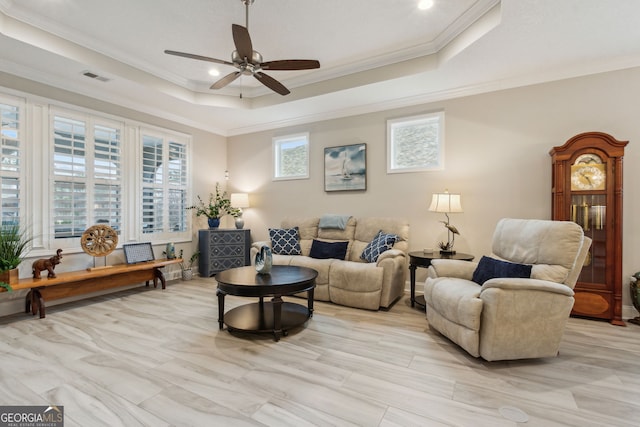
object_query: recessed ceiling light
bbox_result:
[418,0,434,10]
[208,69,220,77]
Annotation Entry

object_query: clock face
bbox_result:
[571,163,606,191]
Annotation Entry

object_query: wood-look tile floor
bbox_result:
[1,277,639,426]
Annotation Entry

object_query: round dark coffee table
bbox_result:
[215,265,317,341]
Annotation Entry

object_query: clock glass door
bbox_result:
[571,193,606,284]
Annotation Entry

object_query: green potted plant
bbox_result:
[0,223,33,289]
[179,250,199,281]
[187,183,233,229]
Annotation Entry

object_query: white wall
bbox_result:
[2,67,639,320]
[227,66,640,317]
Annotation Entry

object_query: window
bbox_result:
[387,111,444,173]
[273,133,309,180]
[52,113,122,241]
[0,96,23,226]
[141,130,189,237]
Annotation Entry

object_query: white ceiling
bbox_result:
[1,0,640,136]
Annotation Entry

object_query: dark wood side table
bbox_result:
[409,251,474,310]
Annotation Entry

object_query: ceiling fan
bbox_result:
[164,0,320,96]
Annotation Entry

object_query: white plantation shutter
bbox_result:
[93,125,121,230]
[0,99,22,225]
[53,116,87,237]
[142,135,164,233]
[141,133,189,235]
[168,142,187,232]
[52,113,122,239]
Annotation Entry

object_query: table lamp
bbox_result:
[230,193,250,229]
[428,190,463,254]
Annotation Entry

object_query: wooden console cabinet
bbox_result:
[550,132,627,325]
[199,229,251,277]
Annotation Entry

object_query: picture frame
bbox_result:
[324,143,367,192]
[123,242,155,264]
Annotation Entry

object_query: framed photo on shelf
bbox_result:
[324,143,367,192]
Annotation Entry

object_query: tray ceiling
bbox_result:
[1,0,640,135]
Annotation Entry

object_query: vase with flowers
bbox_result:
[187,183,234,229]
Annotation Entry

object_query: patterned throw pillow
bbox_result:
[360,230,399,263]
[269,227,302,255]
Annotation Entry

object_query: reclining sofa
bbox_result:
[250,216,409,310]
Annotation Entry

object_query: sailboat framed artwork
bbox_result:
[324,143,367,192]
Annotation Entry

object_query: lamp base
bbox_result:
[439,249,456,255]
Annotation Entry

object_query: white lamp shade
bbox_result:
[230,193,250,208]
[429,192,463,213]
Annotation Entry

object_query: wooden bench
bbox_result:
[2,258,181,318]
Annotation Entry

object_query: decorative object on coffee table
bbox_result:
[255,245,272,274]
[428,190,463,254]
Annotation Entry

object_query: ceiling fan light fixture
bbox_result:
[208,69,220,77]
[164,0,320,96]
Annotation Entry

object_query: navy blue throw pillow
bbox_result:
[471,256,532,285]
[309,239,349,260]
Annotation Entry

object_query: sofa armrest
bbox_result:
[481,277,574,297]
[375,249,405,265]
[251,241,270,250]
[429,259,478,280]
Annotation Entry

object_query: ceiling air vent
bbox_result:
[82,71,110,82]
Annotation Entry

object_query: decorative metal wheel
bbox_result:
[81,224,118,257]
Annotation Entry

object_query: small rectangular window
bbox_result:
[387,111,444,173]
[273,133,309,180]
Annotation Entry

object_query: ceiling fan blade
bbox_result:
[261,60,321,71]
[210,71,242,90]
[254,72,290,96]
[164,50,234,66]
[232,24,253,62]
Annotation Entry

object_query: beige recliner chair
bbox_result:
[424,218,591,361]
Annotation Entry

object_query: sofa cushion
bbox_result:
[360,230,399,263]
[351,217,409,262]
[309,239,349,260]
[269,227,302,255]
[471,256,532,285]
[281,217,320,256]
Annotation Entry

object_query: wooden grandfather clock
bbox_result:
[550,132,628,325]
